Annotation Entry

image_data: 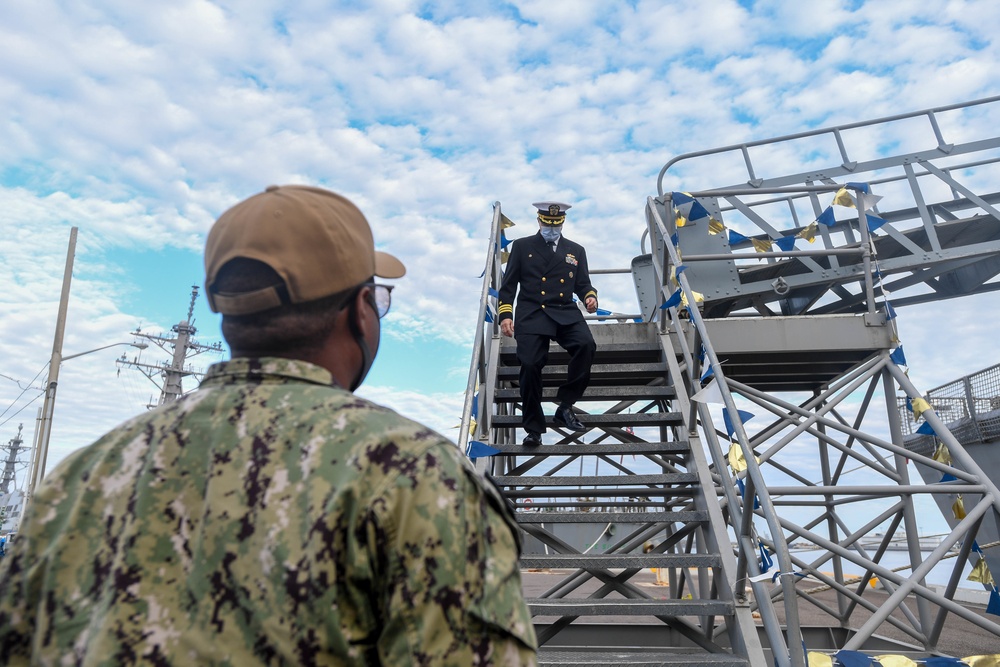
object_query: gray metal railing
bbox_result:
[458,203,505,453]
[653,95,1000,317]
[899,362,1000,442]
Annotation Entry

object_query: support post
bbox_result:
[28,226,77,498]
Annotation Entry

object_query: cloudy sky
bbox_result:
[1,0,999,503]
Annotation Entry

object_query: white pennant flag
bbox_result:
[692,378,725,404]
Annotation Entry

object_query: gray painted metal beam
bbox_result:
[521,553,721,568]
[528,598,733,617]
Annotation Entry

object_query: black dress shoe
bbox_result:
[554,405,586,432]
[522,432,543,447]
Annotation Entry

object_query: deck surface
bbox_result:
[522,568,1000,658]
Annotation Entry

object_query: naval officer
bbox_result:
[498,202,598,447]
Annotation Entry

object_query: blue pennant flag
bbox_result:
[917,421,936,436]
[906,396,913,412]
[485,307,494,323]
[759,542,773,573]
[987,587,1000,616]
[676,264,689,275]
[846,182,871,194]
[973,540,982,553]
[670,232,679,246]
[596,307,612,317]
[736,478,760,510]
[774,236,796,252]
[688,200,709,221]
[698,346,706,363]
[866,215,887,232]
[816,206,836,227]
[467,441,501,460]
[500,231,512,249]
[488,287,499,299]
[728,230,750,245]
[661,289,682,309]
[885,302,897,320]
[701,365,714,382]
[633,317,643,323]
[835,649,877,667]
[479,267,486,278]
[671,191,695,205]
[471,392,479,420]
[890,347,907,366]
[722,408,755,439]
[939,472,957,483]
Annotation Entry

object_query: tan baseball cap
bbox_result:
[205,185,405,315]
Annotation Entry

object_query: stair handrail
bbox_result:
[643,202,792,665]
[644,186,882,667]
[656,94,1000,196]
[458,202,505,452]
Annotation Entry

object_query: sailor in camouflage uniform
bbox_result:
[0,185,537,666]
[498,202,598,447]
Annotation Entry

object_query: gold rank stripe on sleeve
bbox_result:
[584,290,597,299]
[498,304,513,315]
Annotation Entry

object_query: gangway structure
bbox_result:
[460,96,1000,665]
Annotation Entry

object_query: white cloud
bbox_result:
[1,0,998,490]
[752,0,857,38]
[357,384,466,441]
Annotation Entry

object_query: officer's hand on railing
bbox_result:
[585,297,598,313]
[500,319,514,337]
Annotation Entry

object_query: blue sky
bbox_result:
[1,0,999,516]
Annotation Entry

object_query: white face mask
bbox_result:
[540,226,562,243]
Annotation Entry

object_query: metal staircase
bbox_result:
[460,96,1000,665]
[490,325,761,665]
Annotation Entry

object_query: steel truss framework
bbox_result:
[644,181,1000,665]
[460,97,1000,666]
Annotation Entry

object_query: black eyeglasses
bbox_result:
[363,283,394,318]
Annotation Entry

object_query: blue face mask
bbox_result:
[540,226,562,243]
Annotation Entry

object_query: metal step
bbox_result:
[521,553,721,569]
[494,384,675,401]
[488,441,689,456]
[491,412,683,429]
[505,486,695,499]
[536,650,748,666]
[527,598,733,617]
[499,342,665,365]
[514,500,689,510]
[495,473,696,487]
[496,362,668,382]
[516,510,709,524]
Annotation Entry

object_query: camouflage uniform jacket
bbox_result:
[0,358,537,666]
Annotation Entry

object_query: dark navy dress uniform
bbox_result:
[498,217,598,437]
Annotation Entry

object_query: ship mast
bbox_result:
[117,286,223,406]
[0,424,26,496]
